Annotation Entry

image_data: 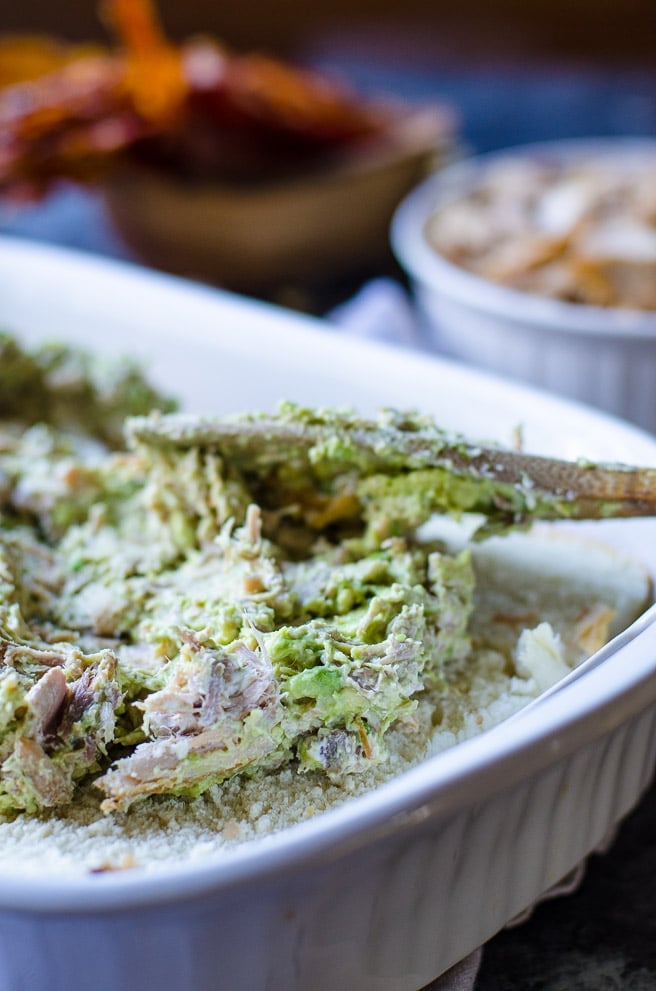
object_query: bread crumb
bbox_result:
[222,820,241,841]
[0,525,647,880]
[0,648,536,877]
[89,853,137,874]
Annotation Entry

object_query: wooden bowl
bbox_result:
[101,106,454,291]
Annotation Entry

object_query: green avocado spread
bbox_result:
[0,335,591,816]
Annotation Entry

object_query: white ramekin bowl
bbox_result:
[391,138,656,434]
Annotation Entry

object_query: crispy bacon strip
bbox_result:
[0,0,388,196]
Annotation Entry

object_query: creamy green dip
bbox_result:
[0,335,618,816]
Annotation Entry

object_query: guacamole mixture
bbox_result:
[0,334,611,817]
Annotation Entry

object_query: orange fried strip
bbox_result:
[0,0,389,195]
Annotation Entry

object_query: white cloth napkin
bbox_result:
[328,277,426,348]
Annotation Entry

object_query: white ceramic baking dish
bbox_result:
[1,236,656,991]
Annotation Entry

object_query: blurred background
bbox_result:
[2,0,656,307]
[5,0,656,146]
[5,0,656,68]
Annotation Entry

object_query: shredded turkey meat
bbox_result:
[0,334,636,816]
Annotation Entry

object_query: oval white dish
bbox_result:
[0,236,656,991]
